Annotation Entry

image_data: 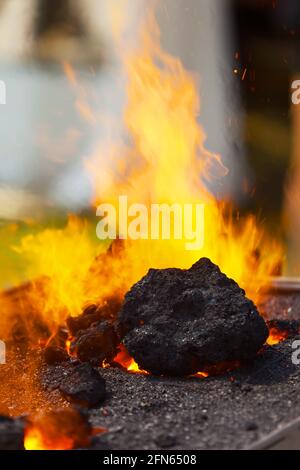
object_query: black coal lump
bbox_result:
[118,258,268,376]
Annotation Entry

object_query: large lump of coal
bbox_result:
[118,258,269,376]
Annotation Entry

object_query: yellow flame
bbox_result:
[12,215,101,328]
[266,328,287,345]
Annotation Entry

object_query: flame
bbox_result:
[62,62,77,87]
[84,13,283,305]
[193,371,209,378]
[11,215,102,329]
[23,409,100,450]
[24,423,108,450]
[267,327,288,345]
[113,344,149,374]
[24,422,107,450]
[24,427,75,451]
[113,346,238,378]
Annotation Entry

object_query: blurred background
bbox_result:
[0,0,299,278]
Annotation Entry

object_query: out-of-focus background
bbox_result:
[0,0,299,278]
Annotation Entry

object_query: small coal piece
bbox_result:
[118,257,269,376]
[43,345,70,365]
[59,362,106,407]
[66,297,122,336]
[70,320,119,364]
[66,309,102,336]
[0,416,24,450]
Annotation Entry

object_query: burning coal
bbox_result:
[117,258,269,376]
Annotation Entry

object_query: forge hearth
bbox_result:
[36,287,300,449]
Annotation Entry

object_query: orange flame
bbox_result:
[24,422,107,450]
[84,14,283,305]
[12,215,102,329]
[193,371,209,379]
[24,409,103,450]
[24,427,75,451]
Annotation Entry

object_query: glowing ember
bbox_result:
[113,344,149,375]
[267,328,288,345]
[0,11,283,355]
[65,338,72,356]
[24,408,102,451]
[193,371,209,378]
[24,427,74,451]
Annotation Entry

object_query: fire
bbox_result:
[11,215,102,329]
[24,427,75,451]
[267,328,288,345]
[0,11,283,355]
[113,344,149,374]
[24,408,98,450]
[24,411,107,450]
[113,346,238,379]
[193,371,209,379]
[84,14,283,306]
